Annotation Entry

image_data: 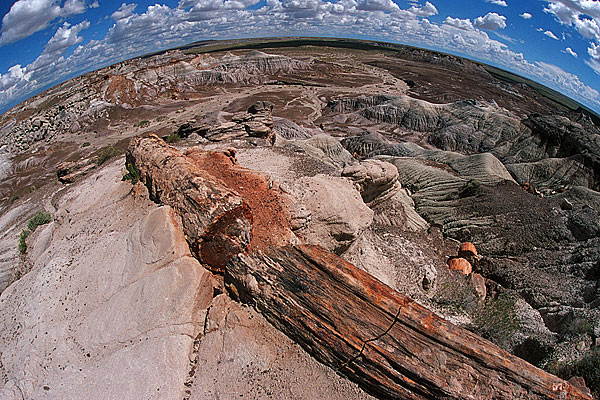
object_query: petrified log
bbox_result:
[226,244,591,400]
[127,135,252,271]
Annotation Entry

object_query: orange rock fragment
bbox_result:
[448,257,472,275]
[459,242,478,258]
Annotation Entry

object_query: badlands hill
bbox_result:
[0,38,598,399]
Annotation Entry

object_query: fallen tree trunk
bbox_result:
[127,135,252,271]
[226,244,592,400]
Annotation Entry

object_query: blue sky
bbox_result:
[0,0,599,114]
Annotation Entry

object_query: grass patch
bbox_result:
[9,193,19,203]
[19,211,52,255]
[155,116,168,122]
[122,163,141,184]
[82,141,91,147]
[96,145,120,166]
[27,211,51,232]
[18,229,30,254]
[135,120,150,128]
[472,293,519,348]
[165,133,181,143]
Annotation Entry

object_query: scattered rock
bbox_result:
[56,158,96,183]
[448,257,472,275]
[471,272,486,301]
[459,242,479,266]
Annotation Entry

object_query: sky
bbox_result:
[0,0,600,115]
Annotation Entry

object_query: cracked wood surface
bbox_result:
[226,244,592,400]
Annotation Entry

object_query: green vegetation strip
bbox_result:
[19,211,52,254]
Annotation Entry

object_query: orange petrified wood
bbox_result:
[459,242,478,258]
[448,257,473,274]
[226,245,592,400]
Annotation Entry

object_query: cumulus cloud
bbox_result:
[564,46,578,57]
[485,0,507,7]
[111,3,138,20]
[544,30,560,39]
[408,1,438,17]
[443,16,475,31]
[537,61,599,100]
[357,0,400,13]
[44,20,90,54]
[1,0,600,113]
[0,0,89,45]
[544,1,600,42]
[0,65,32,92]
[520,12,532,19]
[473,12,507,30]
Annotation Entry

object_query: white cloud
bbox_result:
[520,12,532,19]
[357,0,400,13]
[544,30,560,39]
[485,0,507,7]
[0,65,32,91]
[544,1,600,41]
[0,0,89,46]
[43,20,90,54]
[585,57,600,74]
[564,46,578,57]
[62,0,86,15]
[408,1,437,17]
[443,16,475,31]
[536,61,600,100]
[111,3,138,20]
[473,12,507,30]
[589,41,600,58]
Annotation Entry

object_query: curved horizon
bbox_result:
[1,0,600,115]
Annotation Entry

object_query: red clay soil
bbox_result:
[185,148,295,253]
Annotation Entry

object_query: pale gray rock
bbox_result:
[188,294,375,400]
[293,134,355,169]
[289,174,373,254]
[0,162,213,400]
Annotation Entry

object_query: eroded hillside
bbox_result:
[0,39,598,399]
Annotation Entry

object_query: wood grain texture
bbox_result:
[226,244,592,400]
[127,135,252,271]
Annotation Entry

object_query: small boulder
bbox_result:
[458,242,477,258]
[470,273,486,302]
[448,257,472,275]
[567,377,592,397]
[458,242,478,266]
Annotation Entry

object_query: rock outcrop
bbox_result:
[286,174,373,254]
[177,101,275,144]
[332,95,600,191]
